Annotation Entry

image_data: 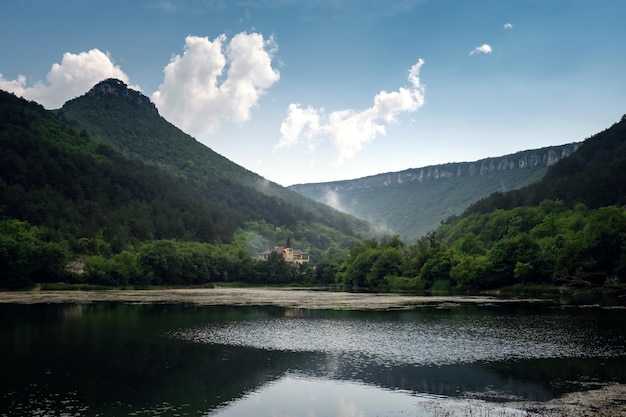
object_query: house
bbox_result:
[258,238,310,264]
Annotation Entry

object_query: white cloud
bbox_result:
[0,74,27,94]
[504,22,513,29]
[277,103,321,148]
[151,32,280,139]
[277,59,426,164]
[469,44,493,55]
[0,49,135,109]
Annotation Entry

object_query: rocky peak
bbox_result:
[86,78,157,112]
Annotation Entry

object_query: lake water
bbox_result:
[1,302,625,416]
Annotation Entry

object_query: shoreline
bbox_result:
[0,286,623,310]
[0,287,554,309]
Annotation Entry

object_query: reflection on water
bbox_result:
[1,303,624,416]
[174,307,623,366]
[209,374,528,417]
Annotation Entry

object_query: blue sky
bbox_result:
[1,0,625,186]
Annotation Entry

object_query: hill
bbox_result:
[58,79,373,244]
[0,85,374,287]
[289,143,579,242]
[328,115,626,295]
[465,115,626,214]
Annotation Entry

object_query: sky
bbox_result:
[1,0,625,186]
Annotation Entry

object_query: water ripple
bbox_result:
[171,312,625,366]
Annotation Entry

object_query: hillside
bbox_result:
[0,90,239,240]
[465,115,626,214]
[58,79,373,243]
[0,87,374,287]
[329,115,626,295]
[289,144,579,242]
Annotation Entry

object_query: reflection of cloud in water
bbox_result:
[208,375,526,417]
[174,314,620,366]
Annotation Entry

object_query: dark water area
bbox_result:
[1,302,625,416]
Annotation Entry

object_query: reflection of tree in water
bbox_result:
[299,354,553,401]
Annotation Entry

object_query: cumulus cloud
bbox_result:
[151,32,280,139]
[0,49,135,109]
[470,44,493,55]
[504,22,513,29]
[277,59,425,164]
[277,103,321,148]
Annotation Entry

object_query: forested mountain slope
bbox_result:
[329,115,626,295]
[465,115,626,214]
[290,143,579,242]
[58,79,373,240]
[0,91,235,244]
[0,88,372,287]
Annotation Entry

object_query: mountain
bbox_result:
[57,79,375,243]
[0,89,251,285]
[0,84,377,287]
[332,115,626,294]
[289,144,579,242]
[465,115,626,214]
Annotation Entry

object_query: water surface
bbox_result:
[1,302,624,416]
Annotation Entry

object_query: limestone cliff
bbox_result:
[291,144,578,193]
[289,144,580,241]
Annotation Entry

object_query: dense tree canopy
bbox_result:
[332,202,626,294]
[0,89,362,288]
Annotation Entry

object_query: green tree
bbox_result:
[450,254,492,291]
[138,240,182,285]
[0,219,68,288]
[366,246,404,289]
[418,250,453,289]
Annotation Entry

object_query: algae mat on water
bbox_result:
[0,287,547,309]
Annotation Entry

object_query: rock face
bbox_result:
[291,145,579,192]
[289,144,580,241]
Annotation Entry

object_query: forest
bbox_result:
[329,201,626,294]
[328,116,626,295]
[1,84,625,295]
[0,88,360,288]
[322,111,626,296]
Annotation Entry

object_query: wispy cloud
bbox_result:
[469,44,492,56]
[504,22,513,29]
[277,59,426,164]
[0,49,137,109]
[149,0,227,13]
[152,33,280,139]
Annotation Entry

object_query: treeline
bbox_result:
[0,218,320,288]
[326,201,626,293]
[5,200,624,291]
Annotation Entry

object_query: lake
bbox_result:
[1,300,625,416]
